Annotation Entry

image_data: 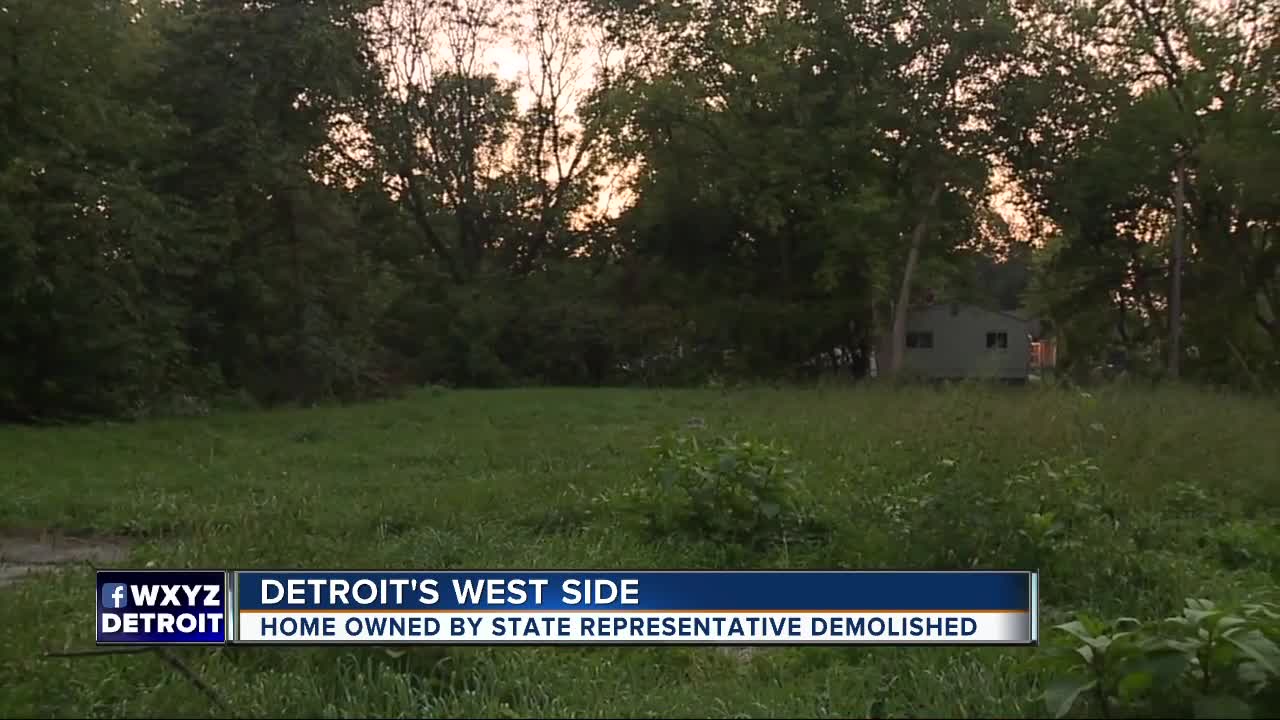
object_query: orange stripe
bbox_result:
[238,608,1027,614]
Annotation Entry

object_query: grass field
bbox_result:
[2,384,1278,718]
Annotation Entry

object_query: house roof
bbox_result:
[909,302,1048,337]
[910,302,1030,324]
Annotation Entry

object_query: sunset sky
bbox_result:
[370,0,1046,241]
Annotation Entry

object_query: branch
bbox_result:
[45,647,153,658]
[45,647,234,716]
[1225,339,1264,391]
[1123,0,1205,147]
[156,648,234,716]
[402,169,466,283]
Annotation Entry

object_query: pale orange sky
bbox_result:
[365,0,630,219]
[366,0,1094,240]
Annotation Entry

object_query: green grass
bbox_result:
[1,383,1278,718]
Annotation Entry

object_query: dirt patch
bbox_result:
[0,530,131,587]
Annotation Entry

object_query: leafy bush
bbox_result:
[865,457,1111,563]
[1203,521,1280,578]
[622,431,820,554]
[862,458,1016,567]
[1031,598,1280,718]
[863,456,1188,612]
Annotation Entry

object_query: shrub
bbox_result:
[622,431,819,554]
[1203,520,1280,579]
[1030,597,1280,718]
[862,456,1182,612]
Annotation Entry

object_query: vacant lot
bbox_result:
[2,384,1278,718]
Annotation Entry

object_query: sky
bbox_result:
[366,0,634,219]
[513,2,1032,239]
[366,0,1080,240]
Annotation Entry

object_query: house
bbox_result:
[1029,337,1057,372]
[878,303,1040,381]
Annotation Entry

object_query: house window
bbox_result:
[906,331,933,349]
[986,331,1009,350]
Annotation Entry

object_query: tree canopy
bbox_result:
[2,0,1277,419]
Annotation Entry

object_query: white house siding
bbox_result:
[898,304,1032,380]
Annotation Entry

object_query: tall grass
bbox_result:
[1,384,1276,717]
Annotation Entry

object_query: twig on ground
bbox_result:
[156,648,234,716]
[45,647,152,658]
[44,646,234,716]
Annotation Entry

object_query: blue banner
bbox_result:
[97,570,227,645]
[234,570,1032,612]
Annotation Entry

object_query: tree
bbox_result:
[877,0,1021,377]
[587,0,1023,379]
[588,0,901,376]
[152,0,397,402]
[999,0,1280,385]
[509,0,616,270]
[0,0,187,419]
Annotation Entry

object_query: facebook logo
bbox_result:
[97,570,227,645]
[101,582,128,609]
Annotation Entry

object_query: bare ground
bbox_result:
[0,530,130,587]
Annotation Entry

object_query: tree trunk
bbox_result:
[1169,155,1186,380]
[888,184,943,377]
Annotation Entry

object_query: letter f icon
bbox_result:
[102,583,128,609]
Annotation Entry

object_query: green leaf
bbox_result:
[760,502,780,519]
[1192,695,1252,719]
[1223,630,1280,676]
[1217,615,1248,631]
[1085,635,1113,651]
[717,454,737,474]
[1054,620,1096,643]
[1211,640,1240,669]
[1139,648,1192,686]
[1043,678,1096,719]
[1238,661,1269,686]
[1185,609,1224,627]
[1242,603,1280,620]
[1117,670,1153,700]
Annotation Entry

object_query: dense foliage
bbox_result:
[3,0,1278,419]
